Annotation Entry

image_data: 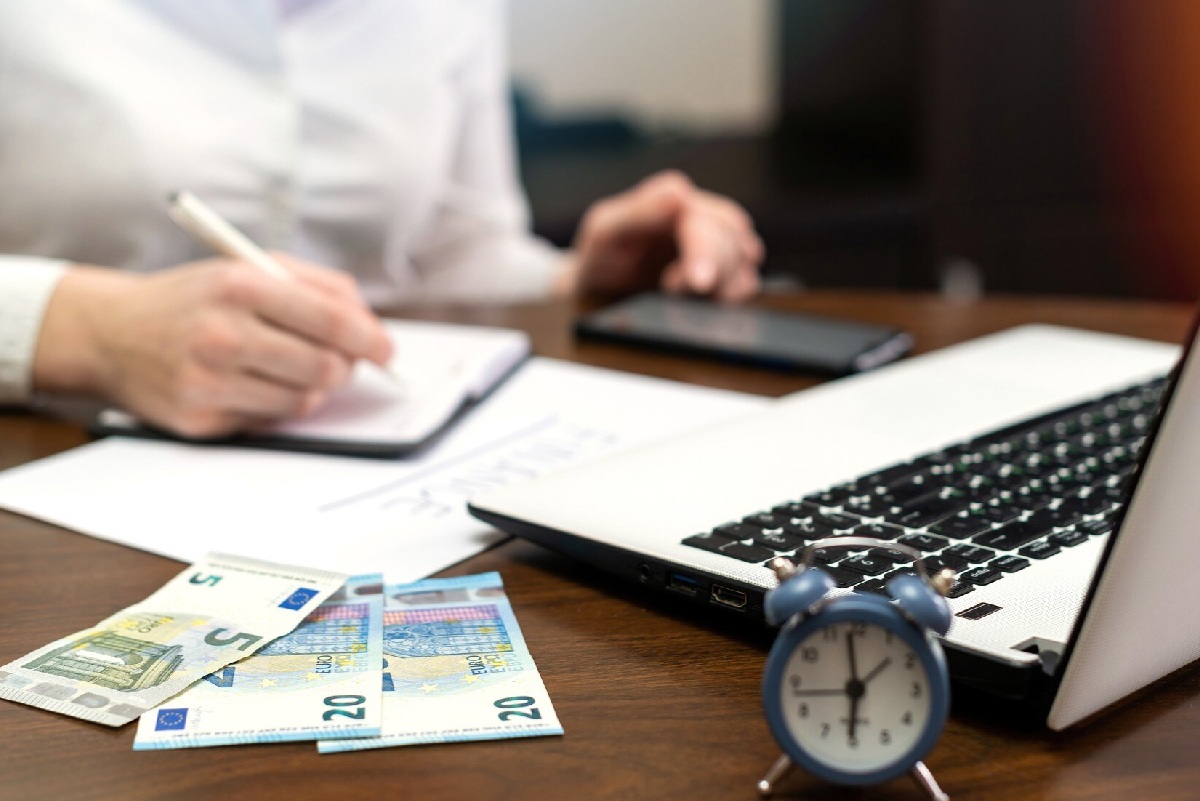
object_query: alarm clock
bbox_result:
[757,536,955,801]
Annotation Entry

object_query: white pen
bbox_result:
[167,190,408,390]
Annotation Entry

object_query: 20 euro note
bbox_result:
[319,572,562,753]
[0,553,347,727]
[132,574,384,749]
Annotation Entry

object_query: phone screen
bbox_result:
[576,294,912,374]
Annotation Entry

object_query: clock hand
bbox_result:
[848,691,861,742]
[845,631,864,741]
[861,657,893,685]
[791,688,849,697]
[846,631,860,681]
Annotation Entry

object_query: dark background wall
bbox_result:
[516,1,1185,300]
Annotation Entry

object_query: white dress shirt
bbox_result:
[0,0,563,403]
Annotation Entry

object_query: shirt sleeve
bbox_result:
[403,2,566,301]
[0,256,68,405]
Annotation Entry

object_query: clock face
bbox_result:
[778,619,932,775]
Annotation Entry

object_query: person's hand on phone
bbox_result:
[558,170,764,301]
[33,256,393,438]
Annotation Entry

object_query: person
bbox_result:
[0,1,764,438]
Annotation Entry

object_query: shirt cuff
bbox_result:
[0,257,69,405]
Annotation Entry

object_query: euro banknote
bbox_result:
[0,553,347,727]
[132,574,384,749]
[318,572,562,753]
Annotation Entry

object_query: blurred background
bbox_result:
[508,0,1200,302]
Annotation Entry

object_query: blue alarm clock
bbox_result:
[757,537,955,801]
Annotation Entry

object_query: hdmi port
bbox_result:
[711,584,748,609]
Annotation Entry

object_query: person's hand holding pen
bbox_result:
[32,197,394,439]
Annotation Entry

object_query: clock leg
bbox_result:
[910,760,950,801]
[756,753,793,798]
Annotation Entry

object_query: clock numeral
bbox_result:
[881,729,892,745]
[850,622,868,637]
[798,703,809,719]
[820,723,831,739]
[789,674,802,690]
[902,711,914,726]
[848,735,859,749]
[801,646,819,663]
[822,626,839,642]
[905,652,917,669]
[910,682,923,699]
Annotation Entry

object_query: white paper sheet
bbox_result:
[0,358,766,581]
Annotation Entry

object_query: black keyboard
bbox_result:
[682,376,1168,599]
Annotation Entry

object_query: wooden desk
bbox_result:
[3,291,1199,801]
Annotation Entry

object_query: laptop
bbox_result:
[468,316,1200,730]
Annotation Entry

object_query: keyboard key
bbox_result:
[1072,488,1116,515]
[923,555,967,573]
[1076,518,1114,537]
[898,533,951,552]
[853,579,891,596]
[959,566,1004,586]
[947,581,975,598]
[1049,529,1089,548]
[1018,539,1061,560]
[720,542,778,563]
[793,511,862,539]
[772,501,818,517]
[712,523,762,540]
[859,462,925,488]
[744,512,790,529]
[943,544,995,564]
[990,554,1030,572]
[929,513,991,539]
[1032,502,1084,529]
[805,564,863,588]
[849,521,904,541]
[802,486,856,506]
[973,518,1052,551]
[968,499,1024,525]
[875,476,938,507]
[891,493,970,528]
[682,533,735,554]
[839,554,894,576]
[750,530,806,552]
[813,543,864,565]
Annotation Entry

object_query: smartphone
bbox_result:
[574,293,913,376]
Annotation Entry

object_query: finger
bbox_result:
[235,275,393,366]
[659,260,689,294]
[676,207,745,294]
[164,377,323,439]
[584,170,693,239]
[231,317,354,391]
[716,262,761,302]
[271,253,368,306]
[213,370,324,420]
[687,191,764,269]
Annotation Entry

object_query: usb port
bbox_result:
[666,572,701,597]
[711,584,748,610]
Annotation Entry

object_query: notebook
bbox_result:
[94,320,530,458]
[468,317,1200,730]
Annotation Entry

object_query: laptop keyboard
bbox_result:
[682,376,1168,599]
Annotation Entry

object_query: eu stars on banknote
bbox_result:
[133,574,385,749]
[319,572,562,753]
